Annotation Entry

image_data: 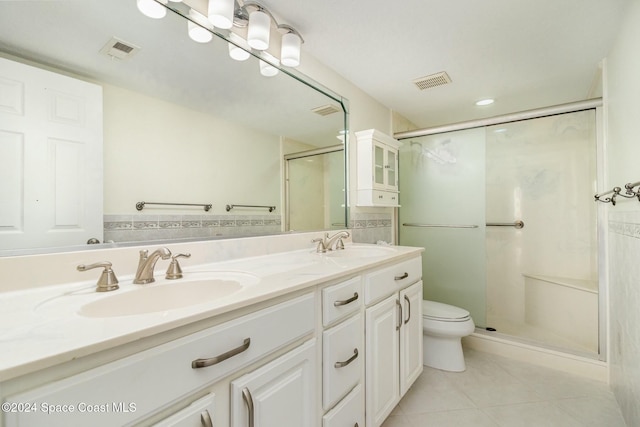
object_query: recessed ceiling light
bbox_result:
[475,98,495,106]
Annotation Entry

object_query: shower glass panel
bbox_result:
[286,149,345,231]
[398,128,487,327]
[398,109,598,356]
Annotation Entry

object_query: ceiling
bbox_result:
[258,0,631,129]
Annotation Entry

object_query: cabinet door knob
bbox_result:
[192,338,251,368]
[334,348,359,368]
[333,292,359,307]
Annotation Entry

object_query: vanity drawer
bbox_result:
[322,384,364,427]
[4,293,315,427]
[364,256,422,306]
[322,276,363,327]
[322,313,363,410]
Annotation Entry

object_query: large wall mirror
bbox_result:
[0,0,348,256]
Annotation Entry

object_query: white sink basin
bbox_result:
[76,271,260,317]
[323,245,397,258]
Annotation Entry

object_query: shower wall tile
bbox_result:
[350,212,393,244]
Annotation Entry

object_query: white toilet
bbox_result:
[422,300,475,372]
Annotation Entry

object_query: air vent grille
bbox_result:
[413,71,452,90]
[99,37,140,60]
[311,104,341,116]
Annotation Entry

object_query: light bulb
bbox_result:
[281,32,301,67]
[259,53,279,77]
[137,0,168,19]
[208,0,235,29]
[228,33,251,61]
[248,9,271,50]
[188,9,213,43]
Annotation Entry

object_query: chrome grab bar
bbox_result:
[334,348,359,368]
[334,292,359,307]
[242,387,255,427]
[403,221,524,229]
[402,223,478,229]
[136,201,212,211]
[192,338,251,369]
[486,220,524,229]
[226,204,276,212]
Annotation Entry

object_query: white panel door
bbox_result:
[365,294,400,427]
[400,281,424,395]
[0,56,103,251]
[230,339,317,427]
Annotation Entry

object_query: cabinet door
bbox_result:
[153,394,215,427]
[385,147,398,190]
[365,294,400,427]
[230,339,317,427]
[400,281,423,395]
[373,142,386,188]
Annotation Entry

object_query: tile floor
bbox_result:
[382,349,627,427]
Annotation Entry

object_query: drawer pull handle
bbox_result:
[334,348,359,368]
[192,338,251,369]
[404,295,411,324]
[396,299,403,331]
[334,292,359,307]
[394,272,409,281]
[200,410,213,427]
[242,387,255,427]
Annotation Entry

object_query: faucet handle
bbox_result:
[166,253,191,280]
[77,262,119,292]
[335,237,345,250]
[312,238,327,253]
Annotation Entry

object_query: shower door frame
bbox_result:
[394,98,608,361]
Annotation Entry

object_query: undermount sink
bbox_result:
[322,245,397,258]
[79,272,259,318]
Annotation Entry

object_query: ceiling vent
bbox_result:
[99,37,141,60]
[413,71,452,90]
[311,104,341,116]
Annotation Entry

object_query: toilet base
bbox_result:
[422,334,467,372]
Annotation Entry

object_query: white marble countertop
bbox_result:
[0,243,422,382]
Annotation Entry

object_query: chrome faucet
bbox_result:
[133,247,172,284]
[312,231,350,253]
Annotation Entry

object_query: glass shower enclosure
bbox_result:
[398,110,599,356]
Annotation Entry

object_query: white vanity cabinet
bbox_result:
[3,293,315,427]
[355,129,401,207]
[364,257,423,427]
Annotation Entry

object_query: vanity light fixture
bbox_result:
[137,0,168,19]
[475,98,495,106]
[188,9,213,43]
[208,0,235,29]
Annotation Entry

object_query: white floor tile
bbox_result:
[380,350,627,427]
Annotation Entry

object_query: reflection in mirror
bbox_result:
[0,0,348,256]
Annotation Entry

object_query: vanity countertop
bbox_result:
[0,243,422,382]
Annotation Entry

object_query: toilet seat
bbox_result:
[423,300,470,322]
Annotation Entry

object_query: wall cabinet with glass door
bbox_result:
[355,129,401,206]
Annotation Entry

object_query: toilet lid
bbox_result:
[422,300,470,320]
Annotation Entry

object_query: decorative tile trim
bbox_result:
[609,220,640,239]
